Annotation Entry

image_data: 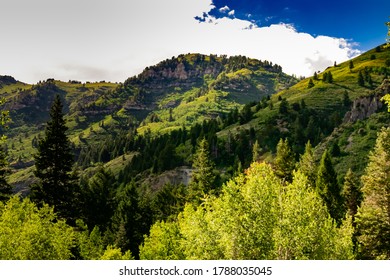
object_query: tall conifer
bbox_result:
[189,138,216,203]
[30,95,80,222]
[0,99,11,202]
[316,150,344,223]
[355,127,390,259]
[343,168,362,221]
[274,138,295,182]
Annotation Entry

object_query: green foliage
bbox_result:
[355,127,390,259]
[0,196,75,259]
[274,138,296,182]
[81,166,117,229]
[111,182,149,259]
[349,60,354,71]
[76,223,105,259]
[0,147,12,202]
[100,245,133,260]
[358,71,365,86]
[150,183,187,222]
[316,150,344,223]
[307,78,315,89]
[296,141,316,186]
[382,94,390,111]
[140,220,184,260]
[188,138,216,203]
[30,95,80,222]
[343,168,362,220]
[140,162,355,260]
[0,98,11,201]
[252,139,261,162]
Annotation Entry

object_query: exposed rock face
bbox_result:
[143,166,192,191]
[343,79,390,123]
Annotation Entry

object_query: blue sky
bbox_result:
[209,0,390,50]
[0,0,388,83]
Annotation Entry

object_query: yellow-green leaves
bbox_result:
[0,196,75,259]
[140,162,354,260]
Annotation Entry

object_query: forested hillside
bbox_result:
[0,45,390,260]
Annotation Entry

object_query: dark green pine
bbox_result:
[31,95,80,222]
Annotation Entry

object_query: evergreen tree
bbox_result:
[296,141,316,186]
[326,71,333,83]
[313,72,318,80]
[30,95,80,222]
[279,98,289,114]
[349,60,354,72]
[189,138,216,203]
[0,148,11,202]
[0,100,11,202]
[343,168,362,221]
[274,138,295,182]
[316,150,344,223]
[82,166,117,229]
[110,181,151,259]
[358,71,365,86]
[252,139,261,162]
[330,141,341,157]
[343,91,351,107]
[323,72,328,81]
[355,127,390,259]
[308,78,315,89]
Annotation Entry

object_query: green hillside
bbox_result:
[217,44,390,167]
[0,54,297,187]
[1,45,390,261]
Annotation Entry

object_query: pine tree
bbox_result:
[358,71,365,86]
[252,140,261,162]
[30,95,80,222]
[343,91,351,107]
[296,141,316,186]
[278,99,289,114]
[0,147,11,202]
[0,99,11,202]
[355,127,390,259]
[189,138,216,203]
[343,168,362,221]
[349,60,354,72]
[326,71,333,83]
[307,78,314,89]
[82,166,117,229]
[274,138,295,182]
[316,150,344,223]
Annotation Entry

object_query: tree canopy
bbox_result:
[140,162,354,260]
[30,95,80,222]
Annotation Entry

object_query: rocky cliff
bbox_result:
[343,79,390,123]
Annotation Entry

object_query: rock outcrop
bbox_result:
[343,79,390,123]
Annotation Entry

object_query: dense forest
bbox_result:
[0,45,390,260]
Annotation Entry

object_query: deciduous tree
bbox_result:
[355,127,390,259]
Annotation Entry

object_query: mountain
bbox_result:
[0,54,297,190]
[2,45,390,191]
[216,44,390,179]
[2,46,390,261]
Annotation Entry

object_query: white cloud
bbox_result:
[0,0,360,83]
[219,5,230,13]
[228,10,235,16]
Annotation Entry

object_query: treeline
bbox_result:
[76,92,350,188]
[1,92,389,260]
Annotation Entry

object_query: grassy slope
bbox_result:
[4,47,390,188]
[217,45,390,176]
